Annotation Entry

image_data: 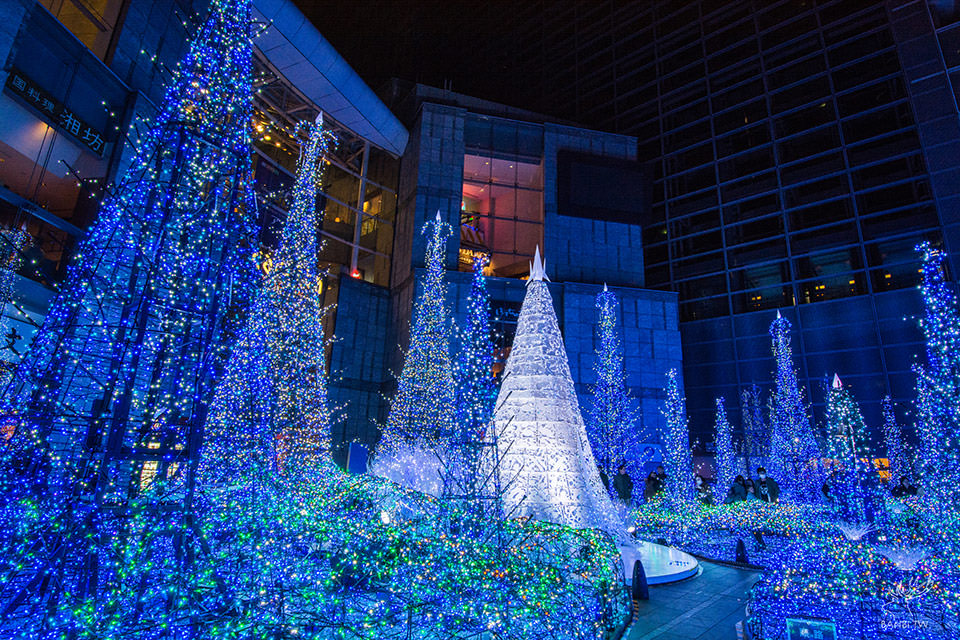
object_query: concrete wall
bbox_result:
[543,122,645,288]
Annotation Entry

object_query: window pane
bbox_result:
[841,103,912,144]
[847,130,921,166]
[797,272,867,303]
[783,175,848,208]
[773,101,836,138]
[516,189,541,221]
[856,179,930,215]
[681,296,729,321]
[517,160,543,189]
[515,220,541,257]
[732,286,794,313]
[489,218,516,255]
[725,215,784,246]
[777,125,841,163]
[720,170,777,201]
[780,152,845,185]
[670,209,720,235]
[729,238,786,267]
[851,154,924,191]
[729,261,790,292]
[491,158,516,185]
[677,273,727,299]
[861,206,938,240]
[722,193,779,223]
[836,77,906,118]
[794,248,863,280]
[832,51,900,92]
[789,198,854,231]
[490,185,516,218]
[464,153,491,182]
[791,222,858,254]
[718,146,775,181]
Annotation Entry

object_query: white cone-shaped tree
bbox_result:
[493,247,622,535]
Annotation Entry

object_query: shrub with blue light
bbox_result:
[587,284,638,479]
[449,254,497,522]
[744,245,960,639]
[768,311,822,502]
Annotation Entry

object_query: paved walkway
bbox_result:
[627,561,762,640]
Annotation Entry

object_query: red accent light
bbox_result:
[351,270,361,279]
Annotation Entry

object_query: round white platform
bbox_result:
[620,540,700,585]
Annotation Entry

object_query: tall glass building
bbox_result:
[462,0,960,442]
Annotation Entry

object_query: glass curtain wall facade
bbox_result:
[461,119,544,276]
[463,0,959,440]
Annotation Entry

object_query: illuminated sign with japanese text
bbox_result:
[4,68,106,156]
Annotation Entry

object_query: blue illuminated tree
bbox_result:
[659,368,695,510]
[200,117,334,486]
[372,213,455,492]
[768,311,822,501]
[448,255,497,518]
[587,284,638,478]
[740,383,767,476]
[825,375,872,524]
[881,395,908,484]
[454,255,496,442]
[0,0,257,632]
[913,241,960,557]
[714,397,735,494]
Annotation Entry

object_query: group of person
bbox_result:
[890,475,920,498]
[719,467,781,505]
[599,463,637,506]
[601,462,782,508]
[600,463,666,507]
[604,458,921,511]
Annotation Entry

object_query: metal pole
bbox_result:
[350,141,371,277]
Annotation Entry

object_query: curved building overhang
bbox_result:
[252,0,408,157]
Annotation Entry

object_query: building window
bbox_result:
[461,151,543,277]
[40,0,127,61]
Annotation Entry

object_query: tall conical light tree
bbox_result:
[449,255,497,518]
[492,248,622,534]
[454,255,496,442]
[200,117,334,486]
[768,310,821,501]
[881,395,908,484]
[714,397,735,495]
[185,117,336,638]
[0,0,257,632]
[825,375,871,524]
[913,241,960,558]
[587,284,637,478]
[372,213,455,494]
[660,368,695,510]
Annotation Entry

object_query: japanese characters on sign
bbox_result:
[5,68,106,156]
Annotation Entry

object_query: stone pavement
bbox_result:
[627,561,762,640]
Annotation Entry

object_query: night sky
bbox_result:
[294,1,511,104]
